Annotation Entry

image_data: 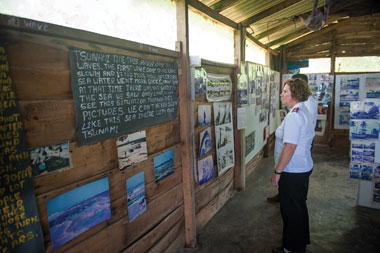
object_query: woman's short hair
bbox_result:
[284,78,312,102]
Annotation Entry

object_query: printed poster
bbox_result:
[206,73,232,101]
[213,102,235,175]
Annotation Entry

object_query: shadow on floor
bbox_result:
[183,144,380,253]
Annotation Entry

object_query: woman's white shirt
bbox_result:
[274,102,315,173]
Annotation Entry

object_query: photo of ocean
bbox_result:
[47,177,111,250]
[127,172,147,222]
[154,150,174,183]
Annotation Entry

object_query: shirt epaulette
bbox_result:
[292,107,299,112]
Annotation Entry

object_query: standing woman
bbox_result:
[272,78,315,253]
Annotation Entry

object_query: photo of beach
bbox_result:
[154,150,174,183]
[117,131,148,170]
[47,177,111,250]
[127,172,147,222]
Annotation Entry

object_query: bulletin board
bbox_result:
[244,62,271,165]
[334,73,380,129]
[269,71,281,135]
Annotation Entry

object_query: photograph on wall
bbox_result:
[238,89,248,105]
[315,119,326,136]
[351,101,380,120]
[215,125,233,149]
[374,180,380,203]
[206,73,232,101]
[361,164,373,181]
[259,112,265,123]
[198,104,212,126]
[197,155,215,185]
[365,76,380,98]
[374,164,380,179]
[317,103,328,115]
[339,102,351,126]
[256,77,262,97]
[245,130,255,157]
[214,102,232,126]
[194,67,207,95]
[30,141,71,176]
[350,163,361,179]
[363,149,375,164]
[47,177,111,250]
[126,171,147,222]
[350,120,379,140]
[154,149,174,183]
[339,77,360,102]
[199,127,212,157]
[240,73,249,104]
[117,131,148,170]
[217,146,234,176]
[351,148,362,163]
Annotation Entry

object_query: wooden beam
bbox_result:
[188,0,238,30]
[266,27,312,48]
[210,0,243,13]
[176,0,196,248]
[278,16,362,50]
[241,0,303,26]
[255,14,342,41]
[329,30,336,147]
[254,19,300,40]
[246,32,279,56]
[234,23,245,191]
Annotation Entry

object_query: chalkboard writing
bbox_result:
[0,41,45,252]
[69,48,178,146]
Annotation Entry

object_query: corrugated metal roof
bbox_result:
[196,0,380,52]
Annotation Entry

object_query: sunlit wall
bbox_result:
[300,58,331,73]
[188,9,235,64]
[0,0,177,50]
[335,56,380,72]
[245,39,266,66]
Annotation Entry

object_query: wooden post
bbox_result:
[234,23,245,191]
[328,31,337,147]
[176,0,196,248]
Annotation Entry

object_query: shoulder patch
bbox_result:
[292,107,299,113]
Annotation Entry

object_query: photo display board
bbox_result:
[69,48,178,146]
[334,74,380,129]
[244,62,271,164]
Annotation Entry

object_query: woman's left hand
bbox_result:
[271,173,281,188]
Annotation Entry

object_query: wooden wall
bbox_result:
[193,59,237,231]
[1,13,272,252]
[1,16,185,252]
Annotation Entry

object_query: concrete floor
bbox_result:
[188,144,380,253]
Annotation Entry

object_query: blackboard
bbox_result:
[0,40,45,253]
[69,48,179,146]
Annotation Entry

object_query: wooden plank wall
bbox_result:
[1,21,185,252]
[193,60,236,231]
